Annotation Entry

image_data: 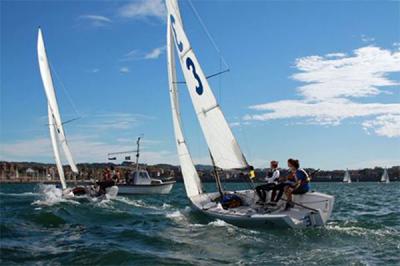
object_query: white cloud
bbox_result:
[80,113,153,131]
[292,46,400,100]
[119,67,130,74]
[91,68,100,73]
[78,15,112,27]
[246,99,400,126]
[121,46,165,61]
[361,34,375,43]
[363,114,400,138]
[144,46,166,59]
[325,53,346,58]
[244,45,400,138]
[118,0,166,20]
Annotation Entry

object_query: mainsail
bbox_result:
[37,28,79,189]
[166,0,248,170]
[167,14,202,198]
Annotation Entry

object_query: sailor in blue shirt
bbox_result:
[284,159,310,210]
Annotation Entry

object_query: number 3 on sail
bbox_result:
[186,57,203,95]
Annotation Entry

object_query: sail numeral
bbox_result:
[186,57,203,95]
[170,15,183,52]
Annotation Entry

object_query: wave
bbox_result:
[31,184,80,206]
[0,192,40,197]
[326,222,399,238]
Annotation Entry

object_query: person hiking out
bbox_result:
[255,161,280,204]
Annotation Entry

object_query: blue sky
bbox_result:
[1,0,399,170]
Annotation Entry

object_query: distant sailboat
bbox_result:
[166,0,334,228]
[343,169,352,184]
[380,168,390,184]
[37,28,117,198]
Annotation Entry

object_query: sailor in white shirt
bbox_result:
[256,161,280,203]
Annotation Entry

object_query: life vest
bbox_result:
[298,168,310,184]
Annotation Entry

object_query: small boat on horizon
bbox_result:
[343,169,352,184]
[380,168,390,184]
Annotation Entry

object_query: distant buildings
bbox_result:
[0,161,399,183]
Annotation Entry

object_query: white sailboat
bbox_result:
[343,169,352,183]
[37,28,118,198]
[166,0,334,228]
[380,168,390,184]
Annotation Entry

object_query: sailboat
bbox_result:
[343,169,352,183]
[380,168,390,184]
[37,28,118,198]
[166,0,334,228]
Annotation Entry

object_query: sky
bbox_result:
[1,0,399,170]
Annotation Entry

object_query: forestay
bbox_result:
[167,15,203,198]
[166,0,248,170]
[37,28,79,180]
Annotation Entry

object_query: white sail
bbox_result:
[343,169,351,183]
[37,28,78,175]
[167,15,202,198]
[48,105,67,189]
[166,0,248,170]
[381,168,390,183]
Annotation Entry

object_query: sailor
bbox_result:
[96,167,116,196]
[283,159,310,210]
[255,161,280,203]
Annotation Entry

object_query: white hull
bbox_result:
[63,185,119,199]
[190,190,334,228]
[117,181,175,195]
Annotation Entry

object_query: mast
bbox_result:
[210,151,224,198]
[135,137,141,172]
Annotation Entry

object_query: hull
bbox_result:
[190,190,334,229]
[63,185,119,199]
[117,181,175,195]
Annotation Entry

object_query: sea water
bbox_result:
[1,182,399,265]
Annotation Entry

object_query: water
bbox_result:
[1,182,399,265]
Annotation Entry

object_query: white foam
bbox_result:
[0,192,40,197]
[31,184,80,206]
[208,219,230,227]
[115,196,161,210]
[326,223,396,237]
[166,210,183,218]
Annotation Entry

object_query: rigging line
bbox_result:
[187,0,230,70]
[48,60,81,118]
[172,69,230,84]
